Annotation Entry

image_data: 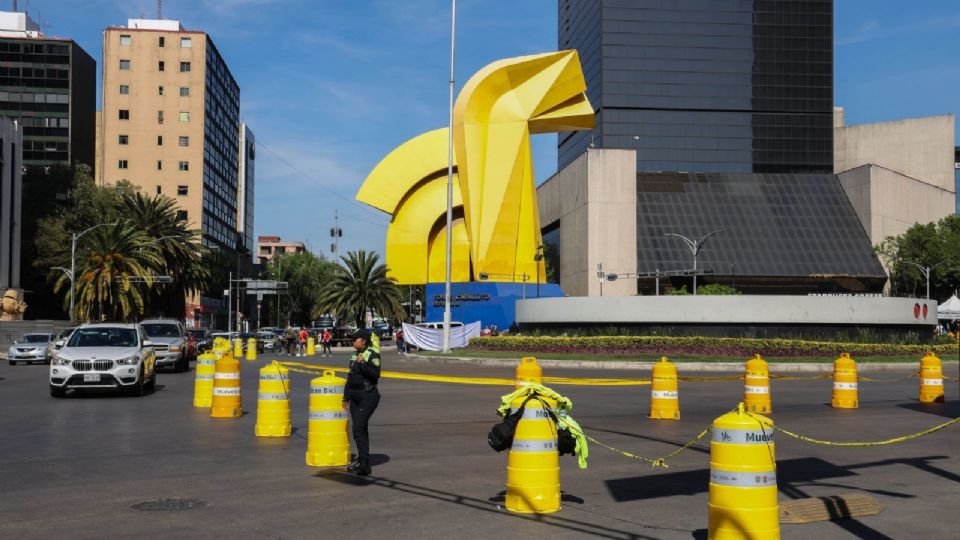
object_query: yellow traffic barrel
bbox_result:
[246,338,257,361]
[650,356,680,420]
[506,396,560,514]
[305,369,350,466]
[515,356,543,389]
[743,354,771,413]
[708,402,778,539]
[832,353,858,409]
[255,364,291,437]
[192,352,217,408]
[210,353,242,418]
[307,337,317,356]
[919,352,945,403]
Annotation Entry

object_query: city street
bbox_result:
[1,350,958,539]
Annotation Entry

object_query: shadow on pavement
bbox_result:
[897,399,960,419]
[583,425,710,456]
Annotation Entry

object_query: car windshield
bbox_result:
[142,324,181,338]
[67,328,138,348]
[17,334,49,343]
[186,330,206,338]
[56,328,75,339]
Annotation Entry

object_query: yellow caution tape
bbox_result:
[857,369,920,382]
[586,428,711,468]
[945,375,960,382]
[277,361,516,385]
[679,375,744,382]
[542,376,651,386]
[747,413,960,447]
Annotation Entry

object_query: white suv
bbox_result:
[49,323,157,397]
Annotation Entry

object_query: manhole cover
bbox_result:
[131,498,207,512]
[780,494,883,524]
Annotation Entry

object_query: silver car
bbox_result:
[49,323,157,397]
[140,318,188,372]
[8,333,53,365]
[46,326,76,362]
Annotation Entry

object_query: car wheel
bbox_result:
[128,369,145,397]
[176,354,189,373]
[145,370,156,392]
[50,384,66,398]
[8,360,15,366]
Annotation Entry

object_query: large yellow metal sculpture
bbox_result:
[357,50,593,284]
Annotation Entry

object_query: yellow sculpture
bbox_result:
[1,289,27,321]
[357,50,593,284]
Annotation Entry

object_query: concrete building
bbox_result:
[955,146,959,214]
[834,111,956,244]
[100,18,243,254]
[0,11,96,168]
[558,0,834,174]
[237,124,254,257]
[256,236,305,264]
[0,117,23,290]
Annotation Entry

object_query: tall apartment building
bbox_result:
[100,18,243,255]
[0,117,23,290]
[0,11,95,168]
[238,123,255,256]
[558,0,834,174]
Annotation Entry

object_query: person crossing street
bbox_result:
[343,329,381,476]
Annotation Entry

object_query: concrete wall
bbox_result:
[838,163,956,244]
[0,320,70,352]
[835,114,955,192]
[517,295,937,327]
[538,148,636,297]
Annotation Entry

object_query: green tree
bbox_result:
[696,283,741,295]
[53,223,162,322]
[266,251,334,326]
[316,250,404,328]
[876,214,960,299]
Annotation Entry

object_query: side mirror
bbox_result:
[55,340,65,347]
[143,340,154,347]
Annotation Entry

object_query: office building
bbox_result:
[0,11,95,168]
[100,18,242,254]
[0,117,22,290]
[257,236,305,264]
[238,123,255,257]
[558,0,834,174]
[955,146,960,214]
[834,111,955,244]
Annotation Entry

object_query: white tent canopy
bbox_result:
[937,294,960,319]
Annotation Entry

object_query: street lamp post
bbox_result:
[664,229,724,295]
[68,222,117,322]
[442,0,457,353]
[902,261,946,299]
[534,244,544,298]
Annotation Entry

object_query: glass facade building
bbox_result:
[558,0,834,174]
[201,39,240,251]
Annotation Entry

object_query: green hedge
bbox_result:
[469,335,955,357]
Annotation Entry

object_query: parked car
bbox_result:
[49,323,157,397]
[46,326,76,361]
[372,320,394,341]
[140,318,188,372]
[8,333,53,365]
[416,321,464,329]
[238,332,266,354]
[256,330,277,350]
[185,328,212,355]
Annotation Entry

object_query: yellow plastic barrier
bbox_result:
[233,338,243,359]
[307,337,316,356]
[192,352,217,408]
[708,403,778,539]
[743,354,771,413]
[246,338,257,361]
[650,356,679,420]
[306,369,350,466]
[919,352,945,403]
[210,353,242,418]
[506,396,560,514]
[832,353,858,409]
[255,364,291,437]
[515,356,542,388]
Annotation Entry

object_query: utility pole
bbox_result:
[157,0,162,18]
[330,210,342,257]
[227,271,232,333]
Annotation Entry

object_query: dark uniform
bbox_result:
[343,330,381,475]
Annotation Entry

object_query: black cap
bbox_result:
[351,329,372,341]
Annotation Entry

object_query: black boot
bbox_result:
[353,458,371,476]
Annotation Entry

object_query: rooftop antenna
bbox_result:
[157,0,162,19]
[12,1,17,12]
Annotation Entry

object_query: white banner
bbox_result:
[402,321,482,351]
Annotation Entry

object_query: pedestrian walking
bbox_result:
[343,329,381,476]
[395,327,405,355]
[322,328,333,357]
[297,326,308,357]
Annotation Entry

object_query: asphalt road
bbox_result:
[1,350,958,539]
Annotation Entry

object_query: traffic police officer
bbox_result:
[343,328,381,476]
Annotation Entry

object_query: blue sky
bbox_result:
[29,0,960,259]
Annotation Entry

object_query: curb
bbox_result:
[403,353,960,372]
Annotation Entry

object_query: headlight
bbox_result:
[169,344,182,352]
[116,356,140,365]
[51,356,70,366]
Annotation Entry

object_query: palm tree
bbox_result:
[316,250,404,328]
[53,223,163,321]
[122,192,209,317]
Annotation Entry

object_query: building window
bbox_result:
[176,210,188,221]
[118,160,128,169]
[179,62,191,72]
[120,35,131,46]
[118,134,128,145]
[179,87,190,97]
[157,110,164,124]
[179,112,190,122]
[178,161,189,171]
[177,185,188,196]
[180,37,192,48]
[159,61,165,72]
[157,135,163,145]
[159,36,165,47]
[157,160,163,170]
[178,136,189,147]
[119,84,129,94]
[156,185,162,194]
[119,59,130,70]
[119,109,129,120]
